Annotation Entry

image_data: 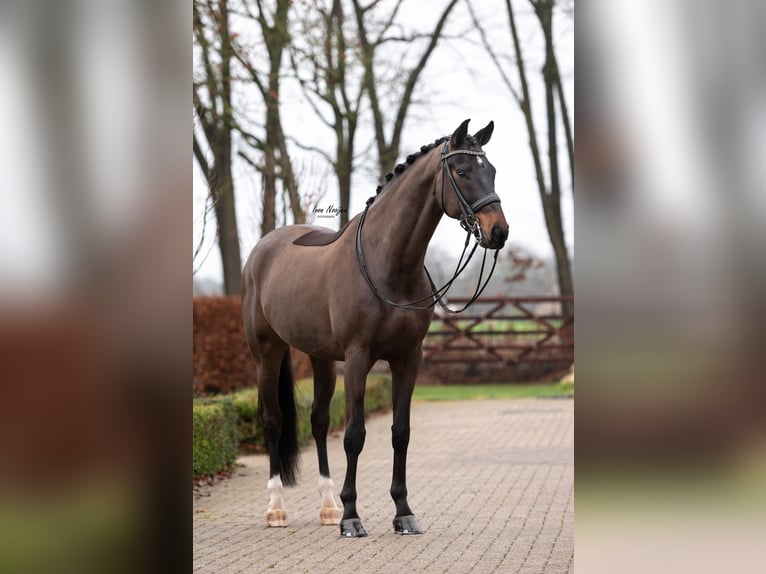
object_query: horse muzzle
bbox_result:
[475,206,509,250]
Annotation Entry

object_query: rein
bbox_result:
[355,146,501,313]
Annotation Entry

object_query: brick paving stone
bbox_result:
[193,398,573,573]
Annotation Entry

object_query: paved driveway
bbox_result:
[194,398,573,573]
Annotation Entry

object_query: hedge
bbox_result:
[193,296,257,396]
[193,296,314,396]
[193,376,392,478]
[192,399,238,477]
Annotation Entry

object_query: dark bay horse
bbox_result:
[241,119,508,537]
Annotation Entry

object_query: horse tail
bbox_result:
[275,350,300,486]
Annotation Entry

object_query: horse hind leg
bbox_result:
[267,475,287,527]
[310,356,342,525]
[256,343,299,528]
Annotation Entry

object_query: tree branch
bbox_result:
[290,51,336,128]
[552,49,574,192]
[466,1,522,104]
[193,132,212,186]
[372,0,405,45]
[232,45,268,98]
[506,0,548,196]
[289,139,336,167]
[388,0,460,162]
[237,149,262,172]
[193,0,220,124]
[193,84,217,151]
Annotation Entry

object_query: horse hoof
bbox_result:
[340,518,368,538]
[320,507,342,525]
[393,515,423,535]
[266,509,287,527]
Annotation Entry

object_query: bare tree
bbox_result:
[468,0,573,315]
[352,0,460,178]
[527,0,573,316]
[193,0,242,295]
[291,0,459,225]
[290,0,366,227]
[235,0,305,235]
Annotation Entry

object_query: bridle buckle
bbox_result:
[460,216,482,244]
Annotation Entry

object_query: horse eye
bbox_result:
[456,169,466,178]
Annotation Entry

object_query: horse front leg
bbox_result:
[389,345,424,535]
[339,348,373,537]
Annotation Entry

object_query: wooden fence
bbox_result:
[421,296,573,381]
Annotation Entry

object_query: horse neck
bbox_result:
[363,149,443,275]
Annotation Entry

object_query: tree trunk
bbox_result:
[541,194,573,316]
[338,158,352,227]
[261,41,282,235]
[226,0,302,234]
[378,145,398,182]
[554,54,574,192]
[259,0,304,232]
[212,159,242,295]
[335,122,354,226]
[276,121,305,224]
[537,0,573,315]
[505,0,572,314]
[193,0,242,295]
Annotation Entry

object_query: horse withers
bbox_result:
[241,119,508,537]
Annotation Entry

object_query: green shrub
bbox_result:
[293,375,392,444]
[365,376,392,414]
[192,400,238,477]
[236,375,393,449]
[229,388,261,448]
[192,376,392,478]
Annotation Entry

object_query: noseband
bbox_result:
[440,141,501,243]
[354,144,501,313]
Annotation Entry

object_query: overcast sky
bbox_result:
[193,0,573,284]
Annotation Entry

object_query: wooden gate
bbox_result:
[422,296,573,371]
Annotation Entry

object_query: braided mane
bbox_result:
[374,134,481,194]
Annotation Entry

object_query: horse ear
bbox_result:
[473,121,494,146]
[450,119,471,149]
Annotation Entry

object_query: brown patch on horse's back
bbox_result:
[292,220,353,247]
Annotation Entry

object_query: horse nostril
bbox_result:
[491,224,508,244]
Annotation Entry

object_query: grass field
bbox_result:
[412,382,573,401]
[296,378,572,402]
[427,318,563,334]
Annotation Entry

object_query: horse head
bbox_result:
[439,119,509,250]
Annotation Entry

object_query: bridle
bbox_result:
[440,141,501,242]
[355,143,502,313]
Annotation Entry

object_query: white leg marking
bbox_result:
[317,476,342,525]
[317,476,340,510]
[267,475,284,511]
